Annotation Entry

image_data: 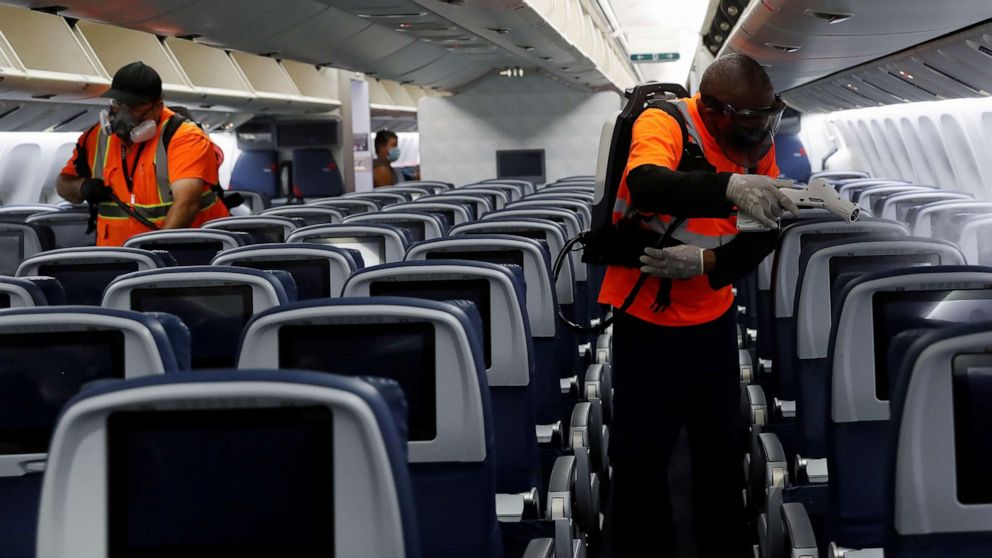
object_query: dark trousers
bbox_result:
[609,307,747,557]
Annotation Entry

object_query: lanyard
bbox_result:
[120,141,147,195]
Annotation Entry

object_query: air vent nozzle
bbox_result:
[805,10,853,24]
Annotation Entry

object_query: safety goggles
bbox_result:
[108,98,154,113]
[701,94,786,132]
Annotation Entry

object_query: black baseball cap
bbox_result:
[102,61,162,105]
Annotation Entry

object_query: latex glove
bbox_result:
[80,178,112,204]
[726,174,800,228]
[639,244,705,279]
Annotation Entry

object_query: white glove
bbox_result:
[639,244,705,279]
[726,174,800,228]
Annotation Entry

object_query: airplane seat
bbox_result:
[0,221,54,275]
[907,201,992,241]
[0,276,60,307]
[397,180,453,194]
[102,266,293,369]
[773,133,811,183]
[25,207,94,249]
[261,205,345,226]
[406,236,567,428]
[955,215,992,264]
[756,242,968,557]
[344,211,447,241]
[237,296,537,558]
[0,204,60,223]
[16,247,173,305]
[861,185,936,215]
[35,370,421,558]
[291,148,345,200]
[202,215,299,244]
[506,199,592,230]
[123,229,249,266]
[344,191,409,208]
[880,191,973,223]
[782,265,992,556]
[375,185,435,200]
[885,323,992,557]
[287,223,409,266]
[306,197,379,215]
[233,190,272,214]
[425,192,493,218]
[213,243,361,300]
[229,149,278,199]
[465,182,526,202]
[0,305,188,558]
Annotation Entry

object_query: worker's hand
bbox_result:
[80,178,112,204]
[640,244,705,279]
[726,174,800,228]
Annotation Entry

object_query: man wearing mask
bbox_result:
[373,129,403,187]
[601,53,798,556]
[57,61,229,246]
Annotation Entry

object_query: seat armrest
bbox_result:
[757,432,790,558]
[522,538,554,558]
[775,398,797,420]
[746,385,768,426]
[584,364,604,401]
[795,456,830,485]
[561,375,580,396]
[781,502,818,557]
[759,431,787,468]
[496,488,540,522]
[537,422,564,447]
[577,342,592,359]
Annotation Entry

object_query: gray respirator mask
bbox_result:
[99,101,157,143]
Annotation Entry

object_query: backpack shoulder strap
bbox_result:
[154,114,188,201]
[645,99,714,173]
[73,124,102,178]
[645,99,689,151]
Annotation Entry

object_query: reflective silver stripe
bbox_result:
[155,117,173,204]
[93,129,108,180]
[672,99,706,150]
[641,218,736,249]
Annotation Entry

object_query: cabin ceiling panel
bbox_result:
[721,0,992,94]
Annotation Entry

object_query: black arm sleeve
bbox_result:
[627,164,735,217]
[707,230,778,289]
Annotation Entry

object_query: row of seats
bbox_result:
[731,170,992,558]
[230,147,346,202]
[0,176,606,558]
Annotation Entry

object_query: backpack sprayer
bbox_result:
[736,177,860,231]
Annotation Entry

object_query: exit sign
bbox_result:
[630,52,680,63]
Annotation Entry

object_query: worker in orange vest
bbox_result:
[57,61,229,246]
[602,53,798,557]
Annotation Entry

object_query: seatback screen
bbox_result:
[370,279,492,368]
[828,254,939,303]
[131,285,253,369]
[380,221,425,242]
[0,231,24,276]
[0,293,10,309]
[279,322,436,441]
[952,354,992,504]
[312,237,384,267]
[0,330,125,454]
[426,249,524,269]
[47,220,94,249]
[38,261,139,305]
[873,290,992,400]
[230,225,285,244]
[141,241,224,266]
[235,259,330,300]
[107,406,333,555]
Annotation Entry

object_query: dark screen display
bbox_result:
[47,220,94,249]
[108,406,333,556]
[799,232,873,256]
[279,322,436,441]
[235,259,330,300]
[872,290,992,400]
[381,221,425,242]
[0,232,24,276]
[276,120,338,148]
[426,249,524,268]
[828,254,939,304]
[229,225,285,245]
[952,354,992,504]
[371,279,492,368]
[0,293,10,308]
[0,330,124,454]
[141,241,224,266]
[433,210,456,226]
[463,228,545,241]
[37,262,139,305]
[131,285,252,369]
[497,150,545,181]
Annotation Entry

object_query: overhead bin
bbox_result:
[369,79,416,114]
[0,5,109,100]
[163,37,253,110]
[280,60,341,110]
[229,50,335,113]
[73,20,201,106]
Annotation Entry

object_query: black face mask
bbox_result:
[703,94,786,168]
